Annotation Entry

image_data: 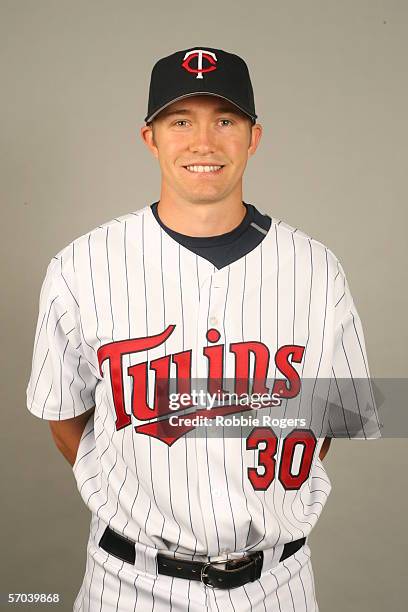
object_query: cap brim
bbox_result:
[145,92,257,123]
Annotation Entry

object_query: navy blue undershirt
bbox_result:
[150,201,272,269]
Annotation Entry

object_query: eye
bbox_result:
[173,119,233,127]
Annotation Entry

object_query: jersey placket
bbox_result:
[193,266,238,558]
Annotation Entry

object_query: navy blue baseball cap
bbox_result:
[144,46,258,125]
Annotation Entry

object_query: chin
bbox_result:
[187,195,225,205]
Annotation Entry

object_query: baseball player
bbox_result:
[26,46,381,611]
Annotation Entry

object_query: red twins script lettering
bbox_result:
[97,324,305,446]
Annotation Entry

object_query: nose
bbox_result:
[188,124,216,155]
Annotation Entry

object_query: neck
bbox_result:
[156,190,247,237]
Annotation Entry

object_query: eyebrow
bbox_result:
[160,106,242,118]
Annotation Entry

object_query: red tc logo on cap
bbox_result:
[182,49,217,79]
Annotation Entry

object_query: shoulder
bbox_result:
[52,205,149,261]
[43,205,150,305]
[268,213,343,277]
[54,205,148,257]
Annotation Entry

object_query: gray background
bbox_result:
[1,0,407,610]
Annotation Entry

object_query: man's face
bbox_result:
[141,95,262,205]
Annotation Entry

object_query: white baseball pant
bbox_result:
[73,517,319,612]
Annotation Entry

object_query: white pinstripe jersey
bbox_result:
[26,203,381,559]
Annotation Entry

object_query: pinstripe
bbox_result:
[177,243,199,561]
[280,232,306,541]
[29,294,59,403]
[204,273,221,554]
[265,223,282,551]
[282,561,302,611]
[291,555,308,611]
[141,212,167,542]
[350,314,380,430]
[241,250,267,552]
[218,267,237,552]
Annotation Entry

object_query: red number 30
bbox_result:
[246,427,316,491]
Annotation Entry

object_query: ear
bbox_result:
[141,124,159,160]
[248,123,263,158]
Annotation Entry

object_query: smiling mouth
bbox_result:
[183,165,225,175]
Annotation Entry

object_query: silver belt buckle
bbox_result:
[200,556,250,588]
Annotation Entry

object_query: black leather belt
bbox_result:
[99,526,306,589]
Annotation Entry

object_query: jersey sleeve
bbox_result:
[326,260,383,439]
[26,256,99,421]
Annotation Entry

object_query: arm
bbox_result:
[48,406,95,467]
[319,436,332,461]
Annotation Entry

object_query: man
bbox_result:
[26,46,381,611]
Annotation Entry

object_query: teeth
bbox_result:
[185,165,223,173]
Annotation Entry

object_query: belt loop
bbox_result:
[260,542,286,573]
[134,541,159,577]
